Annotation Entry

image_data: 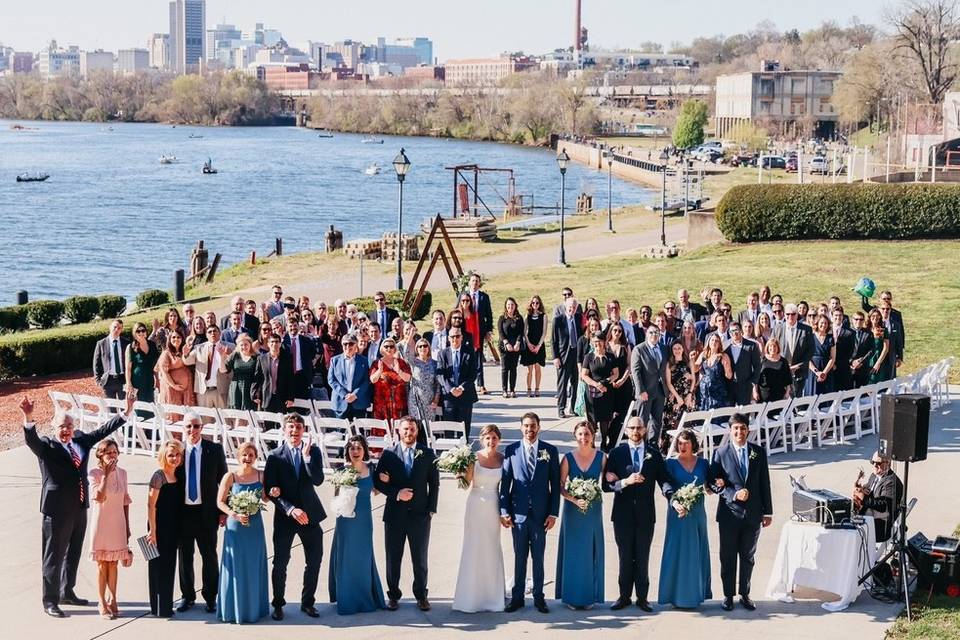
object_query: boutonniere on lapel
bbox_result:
[414,449,424,460]
[749,449,758,461]
[644,452,653,461]
[538,449,551,462]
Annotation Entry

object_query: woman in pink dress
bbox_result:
[88,439,132,619]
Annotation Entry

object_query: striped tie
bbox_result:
[527,444,536,477]
[70,444,84,503]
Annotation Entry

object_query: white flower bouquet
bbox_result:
[228,489,266,526]
[330,466,361,518]
[565,476,602,514]
[435,445,477,489]
[672,481,705,518]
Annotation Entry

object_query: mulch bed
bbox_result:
[0,370,100,450]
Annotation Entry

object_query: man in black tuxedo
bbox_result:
[371,291,400,343]
[853,451,904,543]
[831,308,856,391]
[263,413,326,620]
[284,316,317,400]
[374,417,440,611]
[252,334,295,413]
[602,417,669,611]
[20,393,132,617]
[220,295,260,338]
[878,301,905,372]
[92,319,130,399]
[553,297,583,418]
[850,312,874,388]
[771,303,813,398]
[465,273,494,394]
[175,412,228,613]
[725,323,762,406]
[629,326,667,442]
[436,329,478,439]
[708,414,773,612]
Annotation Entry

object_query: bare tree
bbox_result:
[888,0,960,104]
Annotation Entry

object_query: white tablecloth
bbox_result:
[766,517,877,611]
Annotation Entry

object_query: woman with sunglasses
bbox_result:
[125,322,159,408]
[369,338,413,434]
[606,322,633,446]
[521,295,546,397]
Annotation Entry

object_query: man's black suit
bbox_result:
[283,334,318,400]
[552,311,583,414]
[602,441,670,603]
[93,335,131,399]
[708,441,773,599]
[466,288,494,389]
[23,414,126,607]
[436,345,478,439]
[373,443,440,602]
[851,328,874,388]
[725,340,762,406]
[252,351,295,413]
[220,312,260,339]
[175,439,227,607]
[772,322,814,398]
[371,306,400,336]
[264,441,326,608]
[832,327,856,391]
[857,470,904,543]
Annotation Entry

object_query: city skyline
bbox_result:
[4,0,886,60]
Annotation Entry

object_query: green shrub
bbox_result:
[26,300,65,329]
[63,295,100,324]
[136,289,170,310]
[0,322,130,379]
[0,305,29,333]
[97,294,127,319]
[349,289,432,321]
[716,183,960,242]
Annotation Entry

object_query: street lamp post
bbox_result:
[556,149,570,267]
[392,147,411,290]
[659,149,669,246]
[604,149,614,233]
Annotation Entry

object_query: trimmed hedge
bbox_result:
[136,289,170,309]
[0,305,29,333]
[715,183,960,242]
[97,294,127,319]
[64,295,100,324]
[26,300,65,329]
[349,289,432,322]
[0,321,133,379]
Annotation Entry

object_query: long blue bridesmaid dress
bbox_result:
[657,457,712,608]
[329,473,386,615]
[217,479,270,623]
[555,450,605,607]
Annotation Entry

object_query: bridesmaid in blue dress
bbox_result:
[658,429,713,609]
[216,441,270,624]
[804,315,836,395]
[696,334,733,411]
[555,421,605,609]
[329,435,386,615]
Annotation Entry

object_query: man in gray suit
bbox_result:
[771,304,813,398]
[725,323,762,406]
[92,319,130,399]
[630,326,667,442]
[737,292,765,329]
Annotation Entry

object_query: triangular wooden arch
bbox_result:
[403,215,465,315]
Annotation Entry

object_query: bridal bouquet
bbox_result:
[565,476,602,513]
[435,445,477,489]
[228,489,266,526]
[672,481,705,518]
[330,466,361,518]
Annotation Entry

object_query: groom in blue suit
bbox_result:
[499,412,561,613]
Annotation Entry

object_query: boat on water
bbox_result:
[361,136,384,144]
[159,154,179,165]
[10,124,39,131]
[317,133,334,139]
[364,163,381,175]
[188,134,204,139]
[202,158,218,174]
[16,172,50,182]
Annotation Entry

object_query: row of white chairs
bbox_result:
[661,357,954,459]
[47,392,467,472]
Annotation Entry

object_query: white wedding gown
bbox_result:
[452,463,507,612]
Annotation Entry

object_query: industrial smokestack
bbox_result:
[575,0,582,51]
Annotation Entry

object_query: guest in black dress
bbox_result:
[498,298,525,399]
[757,338,793,402]
[521,295,547,397]
[606,322,633,447]
[579,331,620,451]
[147,440,185,618]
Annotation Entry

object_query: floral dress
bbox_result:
[663,361,693,433]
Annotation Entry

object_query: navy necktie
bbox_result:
[292,446,302,476]
[404,447,413,474]
[188,447,198,501]
[739,447,748,480]
[112,339,123,375]
[632,446,641,469]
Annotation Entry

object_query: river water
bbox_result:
[1,121,655,301]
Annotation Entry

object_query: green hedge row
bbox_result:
[0,294,129,334]
[715,183,960,242]
[349,289,432,322]
[0,321,132,379]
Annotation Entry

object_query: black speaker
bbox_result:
[879,394,930,462]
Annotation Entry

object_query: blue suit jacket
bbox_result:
[707,441,773,527]
[327,353,372,416]
[499,440,561,525]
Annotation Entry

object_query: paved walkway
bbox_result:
[2,375,957,640]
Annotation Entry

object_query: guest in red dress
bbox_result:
[457,294,482,354]
[369,338,412,436]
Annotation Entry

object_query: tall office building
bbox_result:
[169,0,206,74]
[206,23,241,63]
[148,33,170,70]
[117,48,150,75]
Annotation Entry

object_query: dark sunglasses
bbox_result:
[186,423,203,429]
[135,328,147,333]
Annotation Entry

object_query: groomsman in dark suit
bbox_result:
[771,303,813,398]
[500,412,561,614]
[553,297,583,418]
[19,394,132,617]
[284,316,317,400]
[465,273,494,394]
[629,326,667,442]
[831,309,856,391]
[725,323,762,405]
[602,417,669,611]
[850,312,874,388]
[264,413,326,620]
[175,412,228,613]
[708,414,773,612]
[252,334,295,412]
[220,295,260,338]
[436,329,479,438]
[374,417,440,611]
[92,319,130,399]
[878,301,905,371]
[371,291,400,343]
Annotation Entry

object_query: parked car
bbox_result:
[785,156,798,173]
[759,155,787,169]
[810,156,830,174]
[730,153,757,167]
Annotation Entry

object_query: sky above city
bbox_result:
[4,0,889,59]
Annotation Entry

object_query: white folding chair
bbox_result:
[187,405,227,446]
[289,398,317,418]
[98,397,132,452]
[673,410,714,457]
[757,398,792,456]
[218,408,258,460]
[48,390,79,419]
[617,400,637,445]
[428,420,467,453]
[734,402,767,446]
[73,394,106,433]
[313,417,353,470]
[787,395,817,451]
[351,418,394,456]
[811,391,843,446]
[835,387,868,441]
[312,399,334,417]
[250,410,286,460]
[702,406,739,459]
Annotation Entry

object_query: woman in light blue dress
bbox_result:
[658,429,712,609]
[329,435,386,615]
[216,441,270,624]
[556,421,605,609]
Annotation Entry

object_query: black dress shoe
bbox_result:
[386,599,399,611]
[44,605,66,618]
[204,602,217,613]
[60,594,89,606]
[740,595,756,611]
[534,600,549,614]
[558,409,568,419]
[636,599,653,612]
[271,605,284,621]
[416,598,431,611]
[504,600,524,613]
[300,604,320,618]
[176,600,194,613]
[610,598,631,611]
[721,596,734,611]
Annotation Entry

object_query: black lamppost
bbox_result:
[392,147,411,290]
[604,149,614,233]
[659,149,669,247]
[556,148,570,266]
